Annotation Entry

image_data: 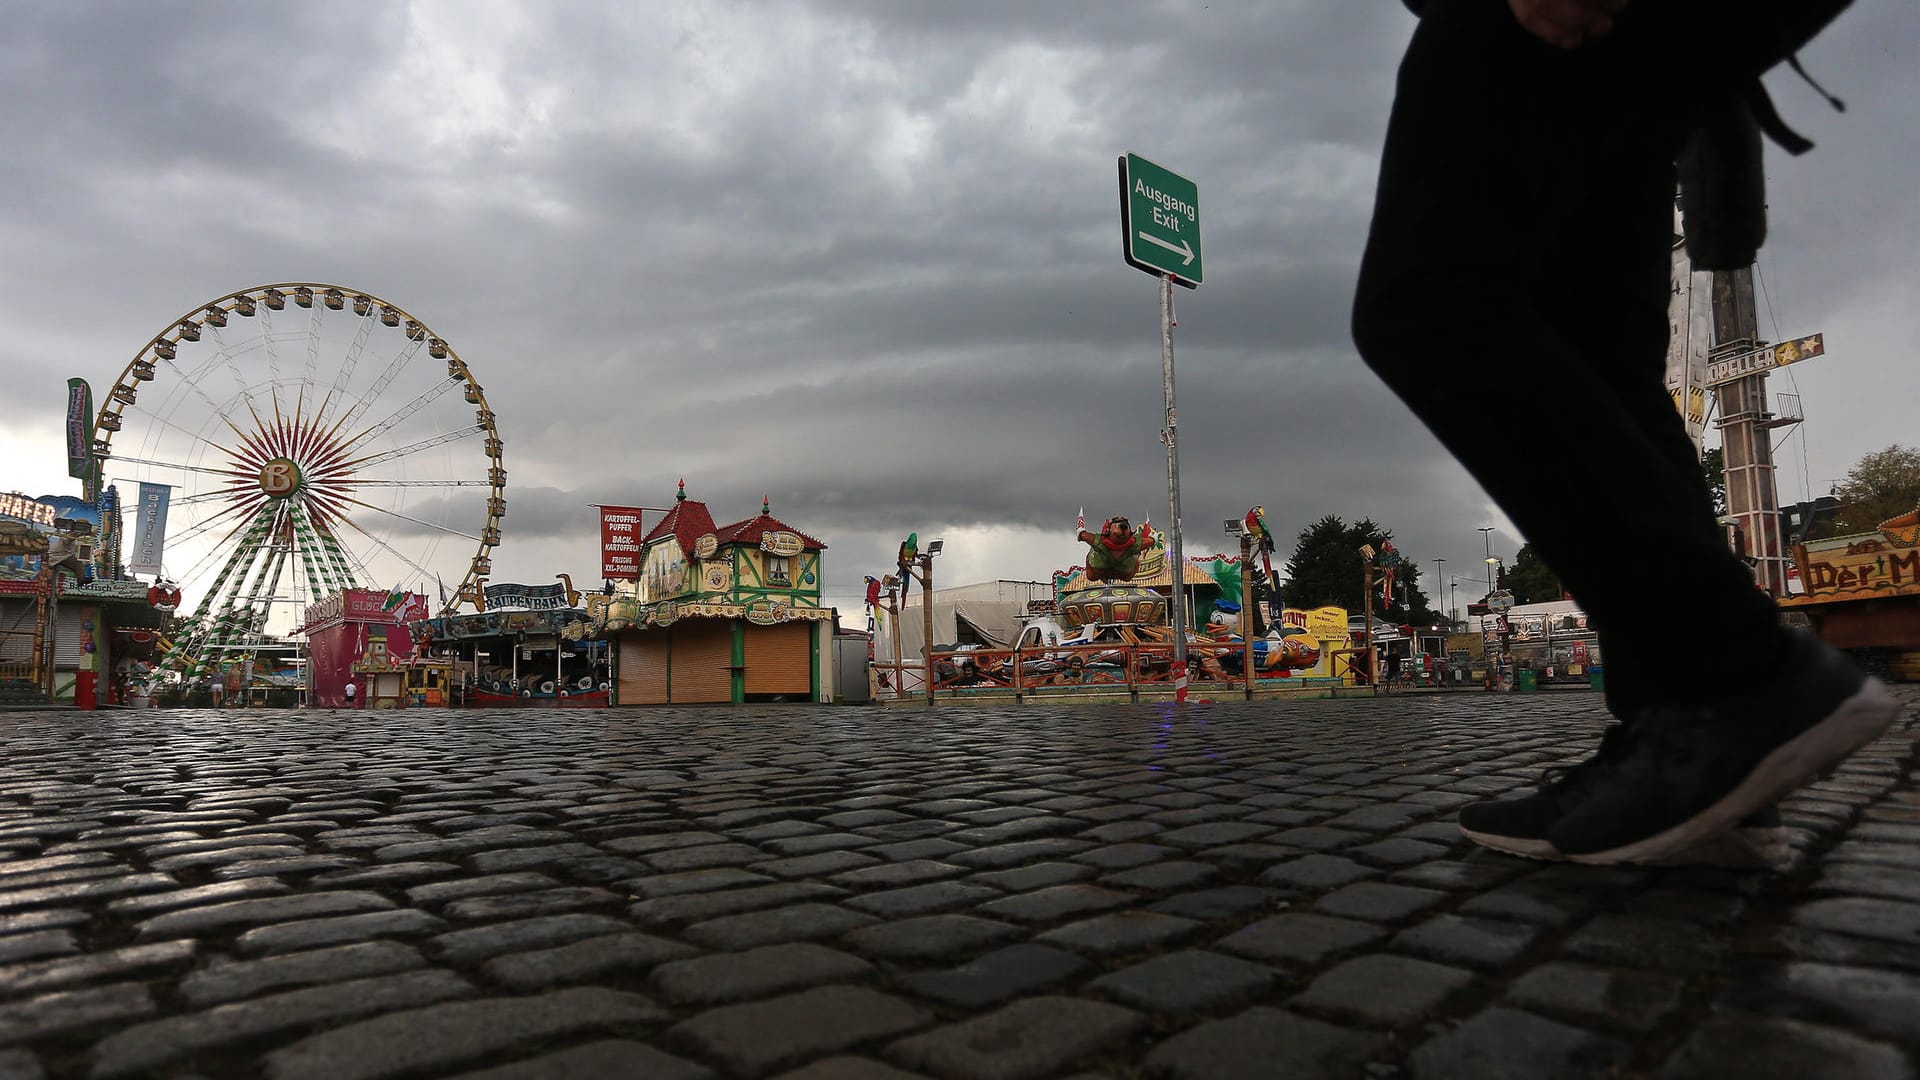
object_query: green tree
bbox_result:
[1834,445,1920,533]
[1281,515,1434,621]
[1702,447,1727,518]
[1502,544,1564,605]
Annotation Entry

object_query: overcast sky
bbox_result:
[2,1,1914,622]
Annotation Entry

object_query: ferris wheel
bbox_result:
[93,283,504,678]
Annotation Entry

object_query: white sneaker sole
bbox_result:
[1462,823,1790,868]
[1458,827,1562,861]
[1564,678,1902,866]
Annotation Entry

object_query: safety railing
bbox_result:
[896,640,1364,700]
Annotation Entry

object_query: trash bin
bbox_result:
[1588,666,1605,692]
[1516,668,1539,692]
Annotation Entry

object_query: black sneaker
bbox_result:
[1547,632,1901,865]
[1458,725,1636,859]
[1463,774,1790,867]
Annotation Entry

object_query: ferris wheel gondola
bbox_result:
[93,283,503,679]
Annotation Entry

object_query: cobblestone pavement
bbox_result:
[0,692,1914,1079]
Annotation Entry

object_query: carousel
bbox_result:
[413,578,611,707]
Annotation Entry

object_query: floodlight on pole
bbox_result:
[1478,527,1495,598]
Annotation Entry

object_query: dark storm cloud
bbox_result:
[3,1,1914,613]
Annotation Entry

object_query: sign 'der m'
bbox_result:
[1795,536,1920,600]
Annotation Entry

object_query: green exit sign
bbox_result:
[1119,153,1202,288]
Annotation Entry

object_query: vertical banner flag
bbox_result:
[65,378,94,480]
[130,482,173,576]
[600,506,645,580]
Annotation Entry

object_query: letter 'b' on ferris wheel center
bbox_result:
[94,283,504,678]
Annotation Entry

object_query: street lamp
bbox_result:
[1431,558,1444,616]
[1449,575,1459,624]
[1478,527,1495,598]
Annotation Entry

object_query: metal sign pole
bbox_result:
[920,556,936,707]
[1160,274,1188,699]
[1119,151,1202,705]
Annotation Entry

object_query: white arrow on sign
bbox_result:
[1137,231,1195,266]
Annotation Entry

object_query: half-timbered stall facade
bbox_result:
[603,484,835,705]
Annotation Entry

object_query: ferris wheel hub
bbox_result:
[258,457,304,499]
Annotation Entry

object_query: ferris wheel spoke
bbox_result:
[338,375,465,453]
[169,504,270,584]
[258,306,286,421]
[335,513,446,592]
[108,454,248,481]
[310,312,376,434]
[331,495,482,543]
[170,486,259,509]
[351,480,492,488]
[205,326,265,424]
[155,352,255,447]
[330,425,486,474]
[112,403,244,465]
[331,336,426,440]
[294,302,323,423]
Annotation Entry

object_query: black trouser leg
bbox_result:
[1352,0,1787,712]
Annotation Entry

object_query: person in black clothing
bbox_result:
[1351,0,1898,865]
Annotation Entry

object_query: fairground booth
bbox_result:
[412,577,608,707]
[583,484,838,704]
[299,588,428,709]
[2,486,170,709]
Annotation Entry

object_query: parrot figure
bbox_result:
[896,533,918,607]
[865,576,886,633]
[1245,506,1279,595]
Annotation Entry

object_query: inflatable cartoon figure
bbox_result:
[1376,540,1403,605]
[1076,516,1154,583]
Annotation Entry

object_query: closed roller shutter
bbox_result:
[617,631,668,705]
[744,621,811,696]
[55,607,87,666]
[670,619,733,703]
[0,601,35,664]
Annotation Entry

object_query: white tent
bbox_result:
[875,580,1050,664]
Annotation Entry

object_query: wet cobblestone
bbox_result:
[0,695,1906,1077]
